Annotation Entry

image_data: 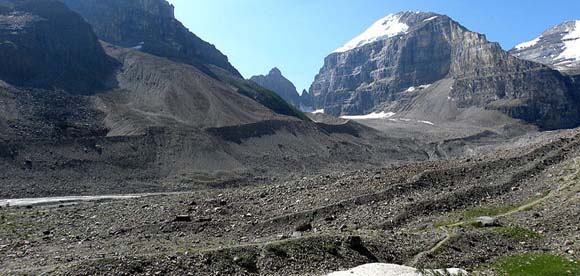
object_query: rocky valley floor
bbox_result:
[2,127,580,276]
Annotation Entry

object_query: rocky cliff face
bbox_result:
[310,11,580,130]
[509,20,580,75]
[60,0,307,121]
[0,0,308,140]
[250,68,301,107]
[0,0,116,93]
[60,0,241,77]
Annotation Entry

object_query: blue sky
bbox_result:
[167,0,580,92]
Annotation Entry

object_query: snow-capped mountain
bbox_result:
[510,20,580,74]
[334,11,438,53]
[309,11,580,130]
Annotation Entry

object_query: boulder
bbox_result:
[474,216,501,227]
[173,215,191,222]
[295,222,313,232]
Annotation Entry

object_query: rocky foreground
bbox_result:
[2,128,580,275]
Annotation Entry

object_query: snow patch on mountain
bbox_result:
[132,42,145,50]
[341,111,396,120]
[406,84,432,92]
[514,37,541,50]
[510,20,580,71]
[557,20,580,61]
[424,16,438,22]
[333,14,409,53]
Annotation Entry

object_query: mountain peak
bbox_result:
[333,11,440,53]
[250,68,301,107]
[510,19,580,74]
[269,67,282,76]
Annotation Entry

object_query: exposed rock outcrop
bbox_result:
[60,0,241,77]
[0,0,116,93]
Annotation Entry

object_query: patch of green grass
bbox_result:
[0,88,11,98]
[494,253,580,276]
[178,177,195,184]
[434,218,460,228]
[322,241,341,256]
[234,79,310,121]
[94,258,117,266]
[517,191,551,211]
[463,206,514,219]
[264,245,288,258]
[0,211,36,239]
[493,226,541,241]
[521,205,535,212]
[126,260,148,273]
[487,99,527,109]
[233,252,258,272]
[462,191,551,220]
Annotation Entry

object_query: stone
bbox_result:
[196,217,212,223]
[474,216,501,227]
[292,231,303,238]
[276,234,290,240]
[347,236,363,248]
[325,216,336,222]
[295,223,312,232]
[173,215,191,222]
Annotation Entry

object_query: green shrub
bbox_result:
[233,253,258,272]
[265,245,288,258]
[322,241,340,256]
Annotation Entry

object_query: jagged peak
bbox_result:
[269,67,282,76]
